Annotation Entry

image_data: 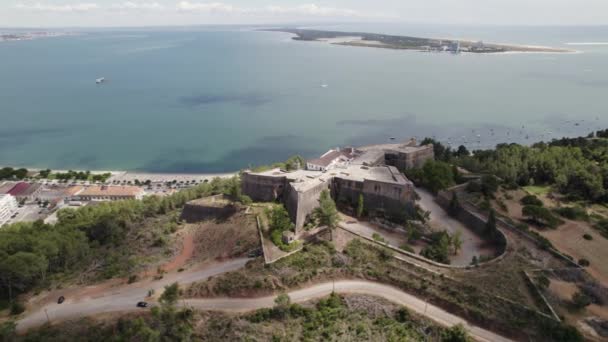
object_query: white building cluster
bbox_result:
[0,194,18,227]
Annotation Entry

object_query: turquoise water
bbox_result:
[1,25,607,172]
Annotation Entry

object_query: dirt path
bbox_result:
[142,230,195,277]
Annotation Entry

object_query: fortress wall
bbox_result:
[293,181,330,232]
[436,191,507,256]
[284,183,300,229]
[405,145,435,169]
[180,199,238,223]
[241,173,286,202]
[332,177,416,217]
[384,145,435,170]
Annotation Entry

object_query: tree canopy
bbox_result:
[0,179,233,301]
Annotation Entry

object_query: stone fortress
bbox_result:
[242,139,434,236]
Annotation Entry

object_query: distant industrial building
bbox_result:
[0,194,18,227]
[242,139,434,235]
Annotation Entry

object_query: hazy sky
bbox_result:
[3,1,608,27]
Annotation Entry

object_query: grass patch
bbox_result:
[523,186,551,196]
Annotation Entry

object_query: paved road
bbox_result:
[16,258,250,332]
[18,271,512,342]
[185,280,512,342]
[416,188,495,265]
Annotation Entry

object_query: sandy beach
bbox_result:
[0,165,236,183]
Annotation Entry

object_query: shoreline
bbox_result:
[274,29,575,54]
[0,165,237,182]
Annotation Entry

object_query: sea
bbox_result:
[1,24,607,173]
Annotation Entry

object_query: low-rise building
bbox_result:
[0,194,18,227]
[73,185,145,201]
[306,148,355,171]
[16,183,42,202]
[6,182,32,202]
[0,181,17,195]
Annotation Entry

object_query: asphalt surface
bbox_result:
[17,263,512,342]
[416,188,495,265]
[185,280,512,342]
[16,258,250,332]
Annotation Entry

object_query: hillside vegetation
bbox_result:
[0,178,237,303]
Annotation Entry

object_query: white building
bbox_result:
[306,148,355,172]
[0,194,18,227]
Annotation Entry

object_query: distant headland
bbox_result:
[0,31,75,43]
[268,28,574,54]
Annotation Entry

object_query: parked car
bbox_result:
[136,301,148,308]
[57,296,65,304]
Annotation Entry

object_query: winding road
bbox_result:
[16,258,250,333]
[16,259,512,342]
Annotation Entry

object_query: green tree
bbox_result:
[572,291,592,309]
[274,293,291,319]
[356,194,364,218]
[441,324,472,342]
[420,160,455,194]
[451,230,463,255]
[315,190,339,241]
[160,282,180,306]
[522,205,562,228]
[285,155,305,171]
[448,192,460,217]
[269,205,294,233]
[0,321,16,341]
[485,210,497,237]
[421,231,451,264]
[116,317,160,342]
[0,252,48,301]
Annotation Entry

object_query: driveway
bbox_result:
[416,188,495,265]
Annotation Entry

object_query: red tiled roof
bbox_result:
[7,182,30,196]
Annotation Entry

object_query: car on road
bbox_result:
[57,296,65,304]
[136,301,148,308]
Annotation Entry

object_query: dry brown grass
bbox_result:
[189,210,259,262]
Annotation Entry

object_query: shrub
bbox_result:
[579,259,590,267]
[372,233,386,243]
[9,302,25,315]
[572,291,592,309]
[441,323,472,342]
[583,234,593,241]
[520,195,543,207]
[554,206,588,221]
[522,205,563,228]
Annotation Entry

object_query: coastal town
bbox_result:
[0,169,231,227]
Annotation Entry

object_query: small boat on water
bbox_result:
[320,84,328,88]
[96,77,105,84]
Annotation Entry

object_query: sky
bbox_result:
[2,0,608,28]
